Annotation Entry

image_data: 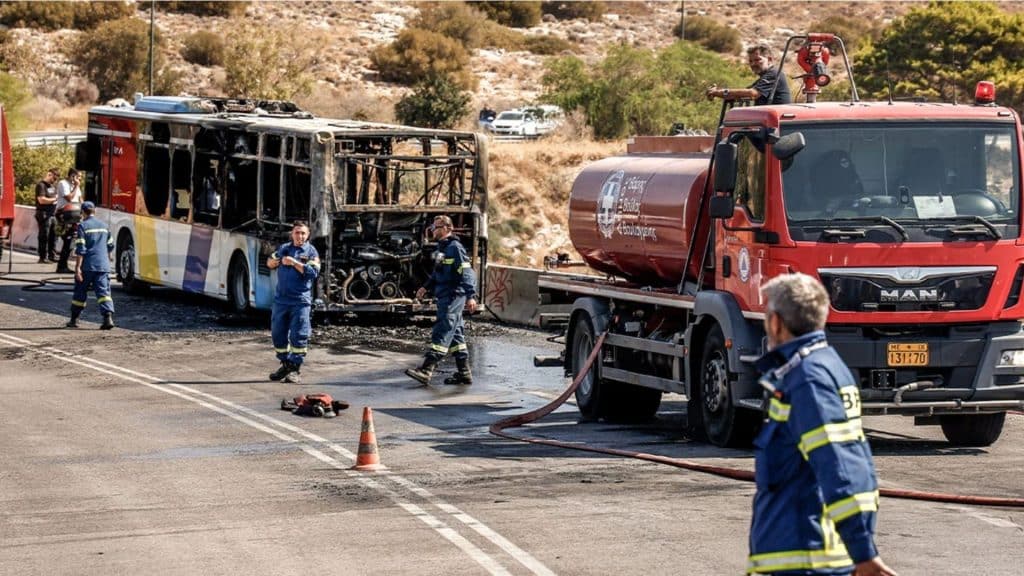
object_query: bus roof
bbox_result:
[89,96,480,139]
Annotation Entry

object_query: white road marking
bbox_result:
[0,331,557,576]
[944,505,1023,530]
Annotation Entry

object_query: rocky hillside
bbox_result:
[7,0,957,266]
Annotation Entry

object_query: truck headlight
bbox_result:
[998,349,1024,366]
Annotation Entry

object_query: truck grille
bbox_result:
[819,266,996,312]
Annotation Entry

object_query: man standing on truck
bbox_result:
[405,215,478,386]
[749,273,896,576]
[267,220,320,384]
[706,44,792,105]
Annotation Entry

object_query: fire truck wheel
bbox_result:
[227,253,251,314]
[571,313,613,421]
[116,234,149,294]
[939,412,1005,447]
[699,324,757,448]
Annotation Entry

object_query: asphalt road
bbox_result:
[1,251,1022,575]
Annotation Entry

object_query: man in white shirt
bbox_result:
[55,169,83,274]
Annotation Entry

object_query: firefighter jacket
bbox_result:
[749,330,879,574]
[425,235,476,301]
[73,216,113,273]
[272,242,320,306]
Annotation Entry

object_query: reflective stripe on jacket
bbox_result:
[424,235,475,300]
[749,330,879,574]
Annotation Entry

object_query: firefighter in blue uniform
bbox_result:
[406,215,478,386]
[750,273,896,576]
[67,201,114,329]
[267,220,320,384]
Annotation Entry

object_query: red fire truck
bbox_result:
[0,105,15,266]
[541,35,1024,447]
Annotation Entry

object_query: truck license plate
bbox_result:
[887,343,928,366]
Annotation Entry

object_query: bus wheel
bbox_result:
[939,412,1005,447]
[699,324,757,447]
[227,254,251,314]
[117,235,148,294]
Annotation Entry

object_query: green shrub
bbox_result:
[478,20,527,50]
[181,30,225,66]
[0,29,42,78]
[0,1,133,31]
[523,34,574,55]
[395,75,471,129]
[221,25,314,99]
[412,2,484,49]
[807,14,881,53]
[152,1,249,18]
[370,28,475,90]
[542,1,606,22]
[673,15,741,55]
[69,18,182,101]
[542,41,747,139]
[12,143,75,203]
[471,1,541,28]
[0,71,30,132]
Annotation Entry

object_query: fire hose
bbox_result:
[490,331,1024,508]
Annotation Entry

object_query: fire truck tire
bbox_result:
[939,412,1005,447]
[227,253,251,314]
[571,313,615,420]
[699,324,758,448]
[116,234,149,294]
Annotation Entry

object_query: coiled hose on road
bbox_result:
[490,331,1024,508]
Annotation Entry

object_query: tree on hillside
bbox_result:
[0,71,30,132]
[395,75,471,129]
[69,18,181,101]
[855,1,1024,109]
[542,41,747,139]
[221,25,314,100]
[370,28,475,90]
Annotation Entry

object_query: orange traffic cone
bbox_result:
[352,406,386,471]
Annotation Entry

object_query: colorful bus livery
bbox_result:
[77,95,488,314]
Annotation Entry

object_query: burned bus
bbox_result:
[76,95,487,314]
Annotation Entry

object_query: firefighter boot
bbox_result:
[66,307,82,328]
[269,362,295,381]
[405,357,438,385]
[282,366,302,384]
[443,358,473,386]
[100,313,115,330]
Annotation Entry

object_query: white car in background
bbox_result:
[489,105,563,138]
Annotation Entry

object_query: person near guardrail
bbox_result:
[55,168,83,274]
[405,215,478,386]
[749,273,896,576]
[266,220,320,384]
[67,201,115,330]
[34,167,59,263]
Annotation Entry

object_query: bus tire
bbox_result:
[227,253,251,314]
[939,412,1005,447]
[572,313,614,420]
[699,324,758,447]
[116,234,148,294]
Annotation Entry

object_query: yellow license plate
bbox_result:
[887,343,929,366]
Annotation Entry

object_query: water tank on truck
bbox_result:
[568,136,715,288]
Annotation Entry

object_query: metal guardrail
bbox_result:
[14,132,87,148]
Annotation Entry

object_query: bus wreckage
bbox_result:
[77,95,487,314]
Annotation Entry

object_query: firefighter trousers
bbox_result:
[426,295,468,362]
[71,270,114,316]
[272,302,311,366]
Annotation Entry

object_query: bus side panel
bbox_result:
[248,235,274,310]
[164,218,192,289]
[181,225,216,295]
[134,215,162,284]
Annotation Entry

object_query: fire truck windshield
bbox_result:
[781,122,1019,242]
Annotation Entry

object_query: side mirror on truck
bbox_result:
[711,141,738,219]
[771,132,805,161]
